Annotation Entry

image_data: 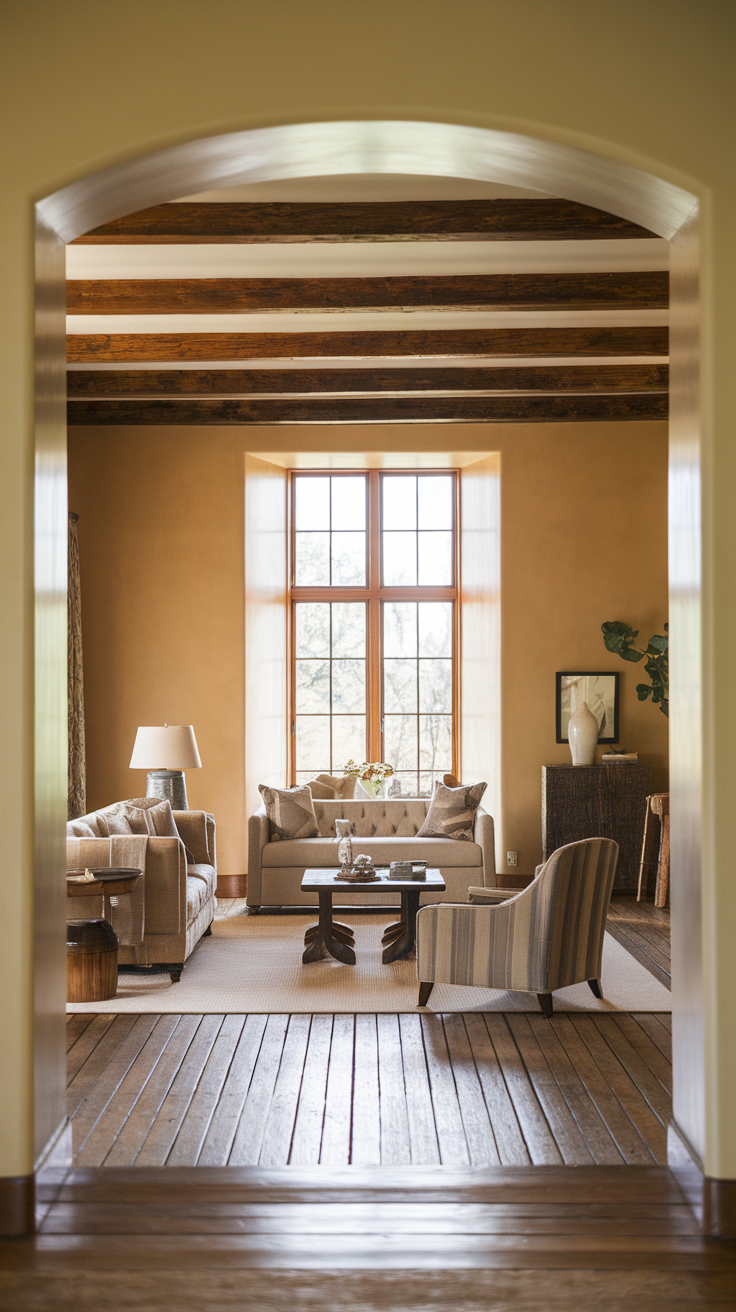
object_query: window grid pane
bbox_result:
[292,472,456,791]
[295,600,367,775]
[294,475,367,587]
[381,474,455,588]
[381,599,454,796]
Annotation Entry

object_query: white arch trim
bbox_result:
[38,119,696,243]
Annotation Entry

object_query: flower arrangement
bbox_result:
[343,759,395,797]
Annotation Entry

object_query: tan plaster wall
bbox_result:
[67,420,669,879]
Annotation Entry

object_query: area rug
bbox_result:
[67,911,671,1014]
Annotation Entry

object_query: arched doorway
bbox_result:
[34,118,702,1203]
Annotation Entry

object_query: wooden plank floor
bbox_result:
[12,901,731,1309]
[607,895,671,988]
[66,1009,674,1168]
[2,1165,733,1310]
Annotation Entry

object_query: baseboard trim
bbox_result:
[216,874,248,897]
[0,1175,35,1236]
[703,1176,736,1239]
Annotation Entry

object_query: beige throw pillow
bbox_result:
[259,784,319,840]
[306,779,336,800]
[66,818,98,838]
[416,781,487,842]
[315,773,358,799]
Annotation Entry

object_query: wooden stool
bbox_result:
[66,918,118,1002]
[637,793,670,907]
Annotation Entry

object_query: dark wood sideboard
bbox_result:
[542,764,652,892]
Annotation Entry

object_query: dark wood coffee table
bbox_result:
[300,868,446,965]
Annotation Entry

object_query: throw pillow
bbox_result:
[259,783,319,840]
[315,773,357,799]
[416,781,487,842]
[66,818,98,838]
[96,810,134,837]
[306,779,335,800]
[123,797,198,860]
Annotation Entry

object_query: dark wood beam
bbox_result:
[70,200,658,244]
[67,327,668,363]
[67,364,669,397]
[67,394,668,425]
[66,272,669,313]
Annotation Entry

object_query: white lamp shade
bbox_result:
[129,725,202,770]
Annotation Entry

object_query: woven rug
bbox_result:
[67,911,671,1014]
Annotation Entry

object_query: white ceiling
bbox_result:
[176,173,554,202]
[66,237,668,281]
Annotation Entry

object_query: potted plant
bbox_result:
[601,621,669,717]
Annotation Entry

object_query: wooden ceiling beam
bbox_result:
[66,327,668,363]
[67,394,668,424]
[67,364,670,397]
[70,199,658,244]
[66,272,669,314]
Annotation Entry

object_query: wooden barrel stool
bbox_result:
[66,918,118,1002]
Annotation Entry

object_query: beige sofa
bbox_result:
[66,797,216,980]
[247,797,495,910]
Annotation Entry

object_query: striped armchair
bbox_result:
[415,837,618,1015]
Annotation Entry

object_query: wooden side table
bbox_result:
[66,868,141,1002]
[542,765,652,892]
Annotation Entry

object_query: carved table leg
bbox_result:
[381,921,407,946]
[382,889,421,963]
[303,891,356,965]
[305,921,355,947]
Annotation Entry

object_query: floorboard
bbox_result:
[66,1010,675,1170]
[61,895,675,1173]
[5,1167,733,1310]
[608,895,671,988]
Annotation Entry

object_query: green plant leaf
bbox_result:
[636,684,653,700]
[646,634,668,654]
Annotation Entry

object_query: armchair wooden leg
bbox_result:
[418,982,434,1006]
[588,978,602,999]
[169,964,184,983]
[537,992,554,1017]
[203,923,213,937]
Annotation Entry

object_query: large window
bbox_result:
[291,471,458,796]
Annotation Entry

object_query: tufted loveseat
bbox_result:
[247,797,495,910]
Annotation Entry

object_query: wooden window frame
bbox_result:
[289,468,460,789]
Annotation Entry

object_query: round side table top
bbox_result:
[66,867,142,897]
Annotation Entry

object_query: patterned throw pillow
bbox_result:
[416,781,487,842]
[259,784,319,840]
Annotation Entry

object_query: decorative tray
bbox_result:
[66,867,142,883]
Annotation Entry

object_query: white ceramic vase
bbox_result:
[568,700,599,766]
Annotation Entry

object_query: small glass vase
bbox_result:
[362,777,385,799]
[338,833,354,872]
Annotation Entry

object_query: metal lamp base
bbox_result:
[146,769,188,810]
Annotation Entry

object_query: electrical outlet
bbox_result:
[506,851,517,866]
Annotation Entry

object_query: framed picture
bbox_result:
[556,671,619,744]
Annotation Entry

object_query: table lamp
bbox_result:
[129,724,202,810]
